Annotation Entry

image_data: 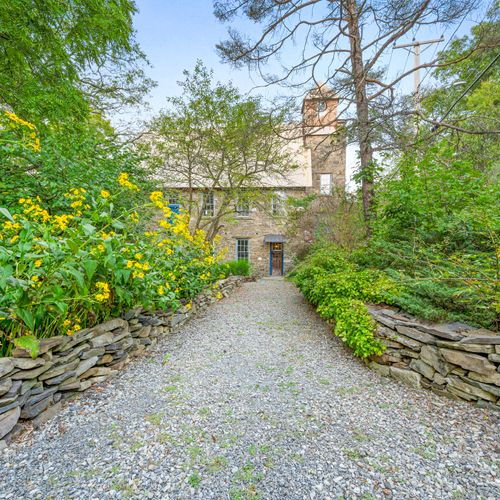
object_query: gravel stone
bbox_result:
[0,279,498,499]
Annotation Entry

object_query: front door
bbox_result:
[270,243,284,276]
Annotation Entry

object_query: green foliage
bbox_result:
[0,0,152,126]
[0,175,225,357]
[291,245,399,358]
[225,259,251,277]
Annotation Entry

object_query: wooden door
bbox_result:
[270,243,283,276]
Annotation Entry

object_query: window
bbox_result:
[201,192,214,217]
[236,238,249,261]
[318,100,327,114]
[271,193,284,215]
[319,174,332,195]
[168,192,180,205]
[235,200,250,217]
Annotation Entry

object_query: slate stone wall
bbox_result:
[0,277,244,446]
[367,305,500,410]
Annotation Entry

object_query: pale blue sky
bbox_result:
[131,0,490,184]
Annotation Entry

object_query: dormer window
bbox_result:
[318,100,327,114]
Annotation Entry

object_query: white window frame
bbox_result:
[319,174,332,195]
[201,192,215,217]
[236,238,249,261]
[235,199,250,217]
[271,192,285,216]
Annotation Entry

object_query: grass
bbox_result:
[145,412,163,425]
[187,471,202,488]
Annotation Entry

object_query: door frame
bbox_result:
[269,242,284,276]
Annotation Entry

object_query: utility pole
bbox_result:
[393,37,444,109]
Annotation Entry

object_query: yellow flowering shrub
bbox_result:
[0,173,227,356]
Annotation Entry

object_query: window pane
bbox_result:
[319,174,332,195]
[202,192,214,216]
[235,200,250,216]
[236,238,249,261]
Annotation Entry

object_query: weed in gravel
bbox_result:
[145,412,163,425]
[206,455,229,473]
[318,378,331,385]
[198,407,211,416]
[187,472,202,488]
[162,353,171,365]
[162,384,177,393]
[345,448,362,460]
[352,429,371,442]
[336,386,361,396]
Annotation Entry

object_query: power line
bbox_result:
[431,52,500,130]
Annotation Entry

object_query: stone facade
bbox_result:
[367,305,500,410]
[0,277,244,446]
[166,87,346,277]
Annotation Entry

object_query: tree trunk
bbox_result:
[345,0,375,231]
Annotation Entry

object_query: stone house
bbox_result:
[162,86,346,276]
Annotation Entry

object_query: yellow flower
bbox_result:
[10,235,19,244]
[126,260,134,268]
[63,319,71,327]
[216,292,222,299]
[31,275,39,282]
[130,211,139,223]
[34,259,42,268]
[134,253,143,260]
[95,281,110,302]
[132,271,145,279]
[158,285,164,296]
[117,172,139,191]
[185,302,192,310]
[101,189,110,199]
[97,244,105,253]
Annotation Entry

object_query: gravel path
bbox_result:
[0,279,498,499]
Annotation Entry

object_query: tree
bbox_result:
[147,62,298,240]
[0,0,153,127]
[214,0,481,228]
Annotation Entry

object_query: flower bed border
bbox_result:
[0,276,244,446]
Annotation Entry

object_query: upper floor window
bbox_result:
[235,200,250,217]
[318,100,327,114]
[271,192,285,215]
[168,192,180,205]
[202,192,215,217]
[236,238,249,261]
[319,174,332,195]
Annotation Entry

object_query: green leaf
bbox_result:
[0,207,15,222]
[83,260,98,281]
[15,308,35,331]
[13,336,40,359]
[65,267,86,293]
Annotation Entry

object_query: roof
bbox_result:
[264,234,287,243]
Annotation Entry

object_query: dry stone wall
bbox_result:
[0,277,244,446]
[367,305,500,410]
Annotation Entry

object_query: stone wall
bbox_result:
[0,277,244,446]
[367,305,500,410]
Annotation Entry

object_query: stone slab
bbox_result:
[11,363,53,380]
[390,367,422,389]
[0,359,14,378]
[446,376,497,402]
[395,325,435,344]
[440,349,496,375]
[0,407,20,439]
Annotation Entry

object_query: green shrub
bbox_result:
[291,244,398,358]
[0,175,226,357]
[225,259,251,276]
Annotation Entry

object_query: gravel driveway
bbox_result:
[0,279,498,499]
